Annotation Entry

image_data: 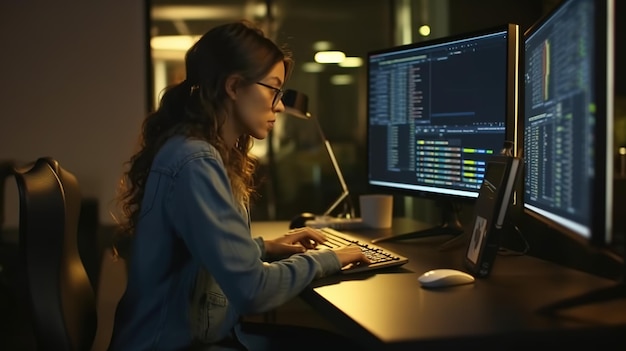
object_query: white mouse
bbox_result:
[417,268,475,288]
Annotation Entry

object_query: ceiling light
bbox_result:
[314,51,346,64]
[313,41,332,51]
[152,5,241,20]
[338,57,363,68]
[152,50,188,61]
[151,35,200,51]
[419,25,431,37]
[301,62,325,73]
[330,74,354,85]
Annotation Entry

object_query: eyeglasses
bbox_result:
[256,82,284,108]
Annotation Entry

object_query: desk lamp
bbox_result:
[281,89,355,218]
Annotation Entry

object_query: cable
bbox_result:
[498,224,530,256]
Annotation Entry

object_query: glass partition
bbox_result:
[147,0,545,221]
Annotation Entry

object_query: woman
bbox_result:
[108,20,368,350]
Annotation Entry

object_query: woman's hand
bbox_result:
[264,227,327,258]
[333,246,371,267]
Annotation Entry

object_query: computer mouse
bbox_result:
[417,268,475,288]
[289,212,316,229]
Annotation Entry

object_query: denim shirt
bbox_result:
[108,136,341,351]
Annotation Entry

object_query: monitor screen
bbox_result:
[522,0,614,247]
[366,24,520,242]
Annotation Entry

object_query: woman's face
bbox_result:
[235,61,286,140]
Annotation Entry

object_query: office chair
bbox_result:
[1,159,17,298]
[14,157,97,351]
[0,159,16,230]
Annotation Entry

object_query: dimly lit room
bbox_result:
[1,0,625,350]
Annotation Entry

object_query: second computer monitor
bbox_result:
[366,24,520,242]
[523,0,614,247]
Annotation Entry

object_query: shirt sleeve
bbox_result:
[253,237,266,260]
[165,155,341,314]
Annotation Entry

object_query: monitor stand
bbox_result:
[538,284,626,314]
[539,246,626,313]
[371,200,464,245]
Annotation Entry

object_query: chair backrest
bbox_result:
[0,159,16,230]
[14,157,97,351]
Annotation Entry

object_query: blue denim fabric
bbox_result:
[108,136,341,350]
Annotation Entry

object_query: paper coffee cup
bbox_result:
[359,194,393,228]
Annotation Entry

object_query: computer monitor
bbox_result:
[523,0,614,252]
[366,24,520,243]
[522,0,622,311]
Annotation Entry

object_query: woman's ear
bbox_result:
[225,74,241,100]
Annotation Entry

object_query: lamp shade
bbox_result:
[282,89,311,119]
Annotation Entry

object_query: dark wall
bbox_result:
[449,0,545,34]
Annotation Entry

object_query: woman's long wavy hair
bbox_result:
[114,20,293,252]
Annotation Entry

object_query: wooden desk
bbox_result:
[251,219,626,350]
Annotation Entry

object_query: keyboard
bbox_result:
[316,227,409,274]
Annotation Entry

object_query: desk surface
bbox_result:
[251,219,626,350]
